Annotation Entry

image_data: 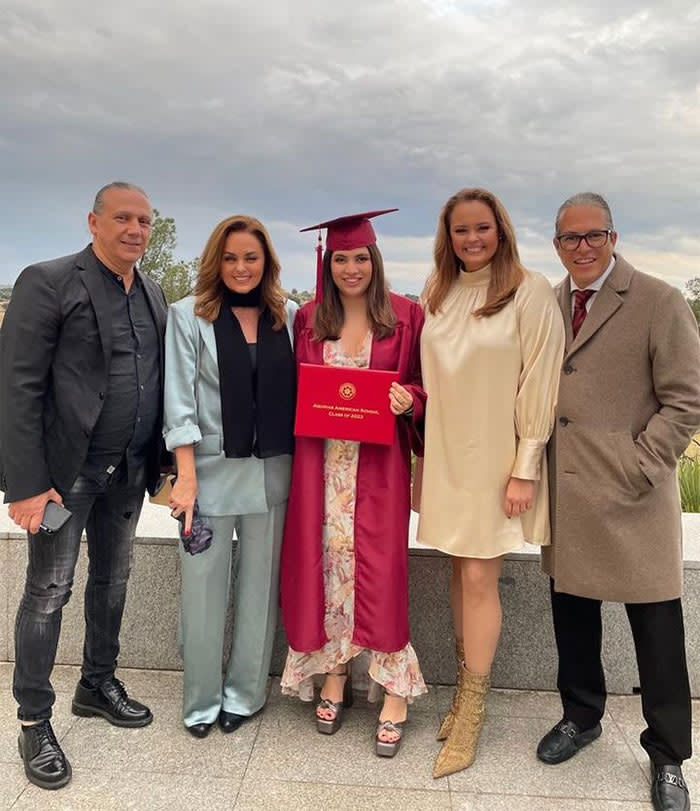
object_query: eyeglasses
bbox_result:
[555,230,613,251]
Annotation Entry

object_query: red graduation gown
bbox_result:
[280,293,426,653]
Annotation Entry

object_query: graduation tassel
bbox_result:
[300,209,398,303]
[314,229,324,303]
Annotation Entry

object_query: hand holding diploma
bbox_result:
[389,381,414,416]
[294,364,399,444]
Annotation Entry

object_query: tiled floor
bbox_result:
[0,662,694,809]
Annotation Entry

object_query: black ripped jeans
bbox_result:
[13,465,145,721]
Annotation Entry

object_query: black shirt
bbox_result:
[80,258,161,485]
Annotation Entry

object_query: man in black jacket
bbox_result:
[0,182,168,790]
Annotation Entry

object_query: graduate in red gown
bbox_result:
[280,210,427,757]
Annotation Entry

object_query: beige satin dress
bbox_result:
[417,265,565,557]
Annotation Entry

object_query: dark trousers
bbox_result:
[13,465,145,721]
[550,579,692,765]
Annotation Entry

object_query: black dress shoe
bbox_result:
[72,677,153,727]
[536,719,602,764]
[18,720,72,790]
[651,764,690,811]
[186,722,213,739]
[219,710,246,733]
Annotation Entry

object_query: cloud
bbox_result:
[1,0,698,292]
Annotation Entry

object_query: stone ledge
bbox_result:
[1,524,699,696]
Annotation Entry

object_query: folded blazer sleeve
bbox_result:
[163,301,203,451]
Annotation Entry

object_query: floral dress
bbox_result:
[281,333,426,703]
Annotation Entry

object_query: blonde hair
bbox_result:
[425,187,525,317]
[193,215,286,328]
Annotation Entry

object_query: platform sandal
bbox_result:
[316,668,353,735]
[375,718,406,757]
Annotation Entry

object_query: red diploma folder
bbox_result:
[294,363,399,445]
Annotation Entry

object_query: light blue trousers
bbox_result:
[179,502,285,727]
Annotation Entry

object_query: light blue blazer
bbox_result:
[163,295,298,516]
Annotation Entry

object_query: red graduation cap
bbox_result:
[300,208,398,302]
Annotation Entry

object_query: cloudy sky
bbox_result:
[1,0,699,293]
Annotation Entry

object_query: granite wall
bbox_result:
[1,533,697,696]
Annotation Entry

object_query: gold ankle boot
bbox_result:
[433,666,490,778]
[436,639,465,741]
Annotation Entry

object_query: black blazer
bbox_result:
[0,245,168,502]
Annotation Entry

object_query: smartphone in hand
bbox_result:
[39,501,72,534]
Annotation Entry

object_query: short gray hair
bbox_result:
[555,192,614,234]
[93,181,149,214]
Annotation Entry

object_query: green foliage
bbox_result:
[140,209,196,304]
[286,288,313,306]
[678,456,700,512]
[160,258,198,305]
[684,277,700,326]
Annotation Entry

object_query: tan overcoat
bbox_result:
[541,255,700,602]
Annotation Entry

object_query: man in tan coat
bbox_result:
[537,192,700,811]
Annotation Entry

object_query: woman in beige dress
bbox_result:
[417,188,565,777]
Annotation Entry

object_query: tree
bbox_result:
[140,209,175,283]
[140,209,196,303]
[160,258,198,305]
[685,278,700,326]
[286,289,313,306]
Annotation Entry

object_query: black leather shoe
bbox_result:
[651,764,690,811]
[72,678,153,727]
[536,719,602,764]
[219,710,246,733]
[18,720,72,790]
[186,722,213,739]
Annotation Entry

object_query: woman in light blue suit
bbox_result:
[164,214,297,738]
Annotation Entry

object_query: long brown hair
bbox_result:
[313,243,397,340]
[193,215,287,329]
[425,188,525,317]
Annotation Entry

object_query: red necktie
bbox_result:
[572,289,595,338]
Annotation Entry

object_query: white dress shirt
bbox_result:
[570,254,616,315]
